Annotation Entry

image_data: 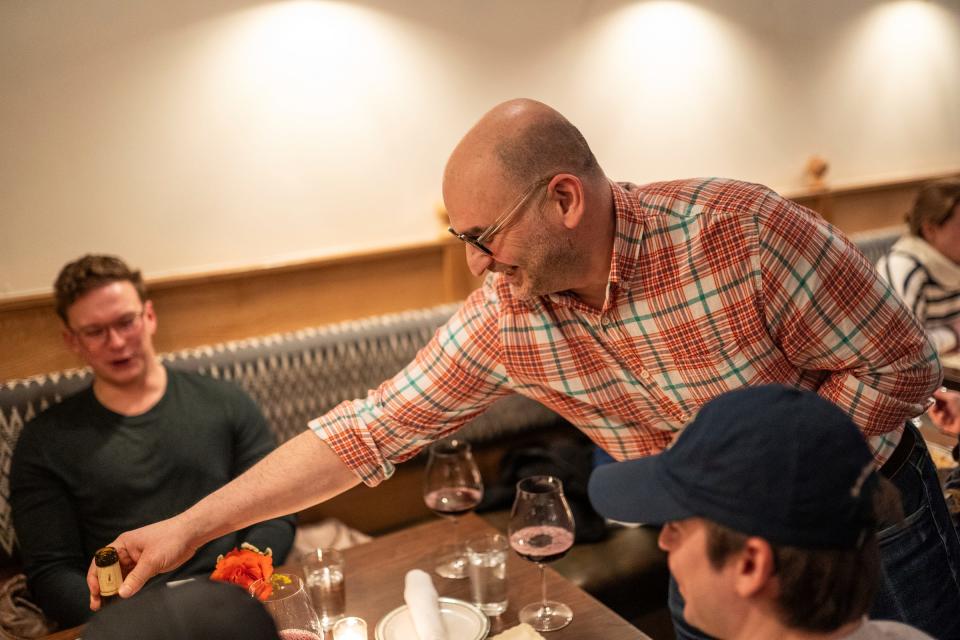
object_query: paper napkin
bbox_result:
[403,569,447,640]
[490,623,546,639]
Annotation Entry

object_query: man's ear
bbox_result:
[732,537,777,599]
[549,174,585,230]
[920,220,939,244]
[143,300,158,336]
[62,324,82,356]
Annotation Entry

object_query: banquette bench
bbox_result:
[0,303,670,635]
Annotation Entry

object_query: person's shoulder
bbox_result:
[859,619,936,639]
[167,368,245,396]
[21,385,94,431]
[13,386,93,457]
[445,276,508,328]
[633,177,774,218]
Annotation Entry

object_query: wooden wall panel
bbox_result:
[789,171,958,233]
[0,240,482,381]
[1,171,956,382]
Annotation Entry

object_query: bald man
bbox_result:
[91,100,959,638]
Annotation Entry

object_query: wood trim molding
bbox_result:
[787,168,959,233]
[0,238,481,381]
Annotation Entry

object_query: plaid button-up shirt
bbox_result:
[311,178,941,485]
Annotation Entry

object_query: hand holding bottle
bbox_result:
[86,515,200,610]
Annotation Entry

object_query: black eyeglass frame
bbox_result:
[447,176,553,256]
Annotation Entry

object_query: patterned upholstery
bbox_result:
[0,303,560,562]
[849,225,904,266]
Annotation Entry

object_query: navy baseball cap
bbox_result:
[83,579,280,640]
[588,385,879,549]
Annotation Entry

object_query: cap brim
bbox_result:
[588,454,694,525]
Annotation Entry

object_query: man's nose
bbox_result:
[106,326,126,348]
[466,245,494,277]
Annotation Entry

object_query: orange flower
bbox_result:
[210,544,274,599]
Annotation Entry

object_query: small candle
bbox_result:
[332,616,367,640]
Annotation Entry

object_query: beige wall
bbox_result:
[2,0,959,298]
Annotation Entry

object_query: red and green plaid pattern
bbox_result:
[312,178,940,486]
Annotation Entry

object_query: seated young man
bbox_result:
[589,385,933,640]
[11,255,295,628]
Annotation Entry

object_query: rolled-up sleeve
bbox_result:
[309,283,512,485]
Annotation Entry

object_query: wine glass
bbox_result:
[508,475,576,632]
[249,573,324,640]
[423,438,484,579]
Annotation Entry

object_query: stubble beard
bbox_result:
[510,230,581,301]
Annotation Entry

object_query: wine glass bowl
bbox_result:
[423,439,484,579]
[508,475,576,632]
[248,573,324,640]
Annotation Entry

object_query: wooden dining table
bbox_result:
[43,513,651,639]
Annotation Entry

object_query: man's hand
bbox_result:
[929,387,960,437]
[86,517,198,610]
[84,433,362,611]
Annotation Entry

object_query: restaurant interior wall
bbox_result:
[1,0,959,379]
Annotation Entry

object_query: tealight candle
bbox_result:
[332,616,368,640]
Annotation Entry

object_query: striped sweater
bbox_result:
[878,235,960,354]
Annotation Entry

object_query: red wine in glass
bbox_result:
[424,486,483,517]
[509,525,575,563]
[423,439,484,579]
[508,475,576,632]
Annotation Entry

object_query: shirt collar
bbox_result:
[607,180,646,291]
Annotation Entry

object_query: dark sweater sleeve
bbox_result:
[10,421,93,627]
[227,388,296,562]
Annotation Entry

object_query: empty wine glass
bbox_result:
[508,475,576,632]
[249,573,323,640]
[423,439,484,579]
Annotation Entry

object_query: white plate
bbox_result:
[375,597,490,640]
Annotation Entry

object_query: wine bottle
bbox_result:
[94,546,122,606]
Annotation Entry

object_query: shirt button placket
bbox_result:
[638,367,688,425]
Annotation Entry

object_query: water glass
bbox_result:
[466,533,509,615]
[301,548,346,630]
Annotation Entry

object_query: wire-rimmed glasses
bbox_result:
[447,177,551,256]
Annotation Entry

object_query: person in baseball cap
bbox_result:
[588,384,931,640]
[82,579,280,640]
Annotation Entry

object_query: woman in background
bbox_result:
[878,177,960,528]
[878,178,960,354]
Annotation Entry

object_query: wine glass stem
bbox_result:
[451,515,459,550]
[539,563,548,609]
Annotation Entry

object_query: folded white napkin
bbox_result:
[403,569,447,640]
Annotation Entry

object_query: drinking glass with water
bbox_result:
[301,548,346,631]
[466,533,509,615]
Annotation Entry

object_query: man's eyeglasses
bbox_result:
[71,309,145,348]
[448,177,551,256]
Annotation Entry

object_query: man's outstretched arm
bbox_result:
[86,430,359,609]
